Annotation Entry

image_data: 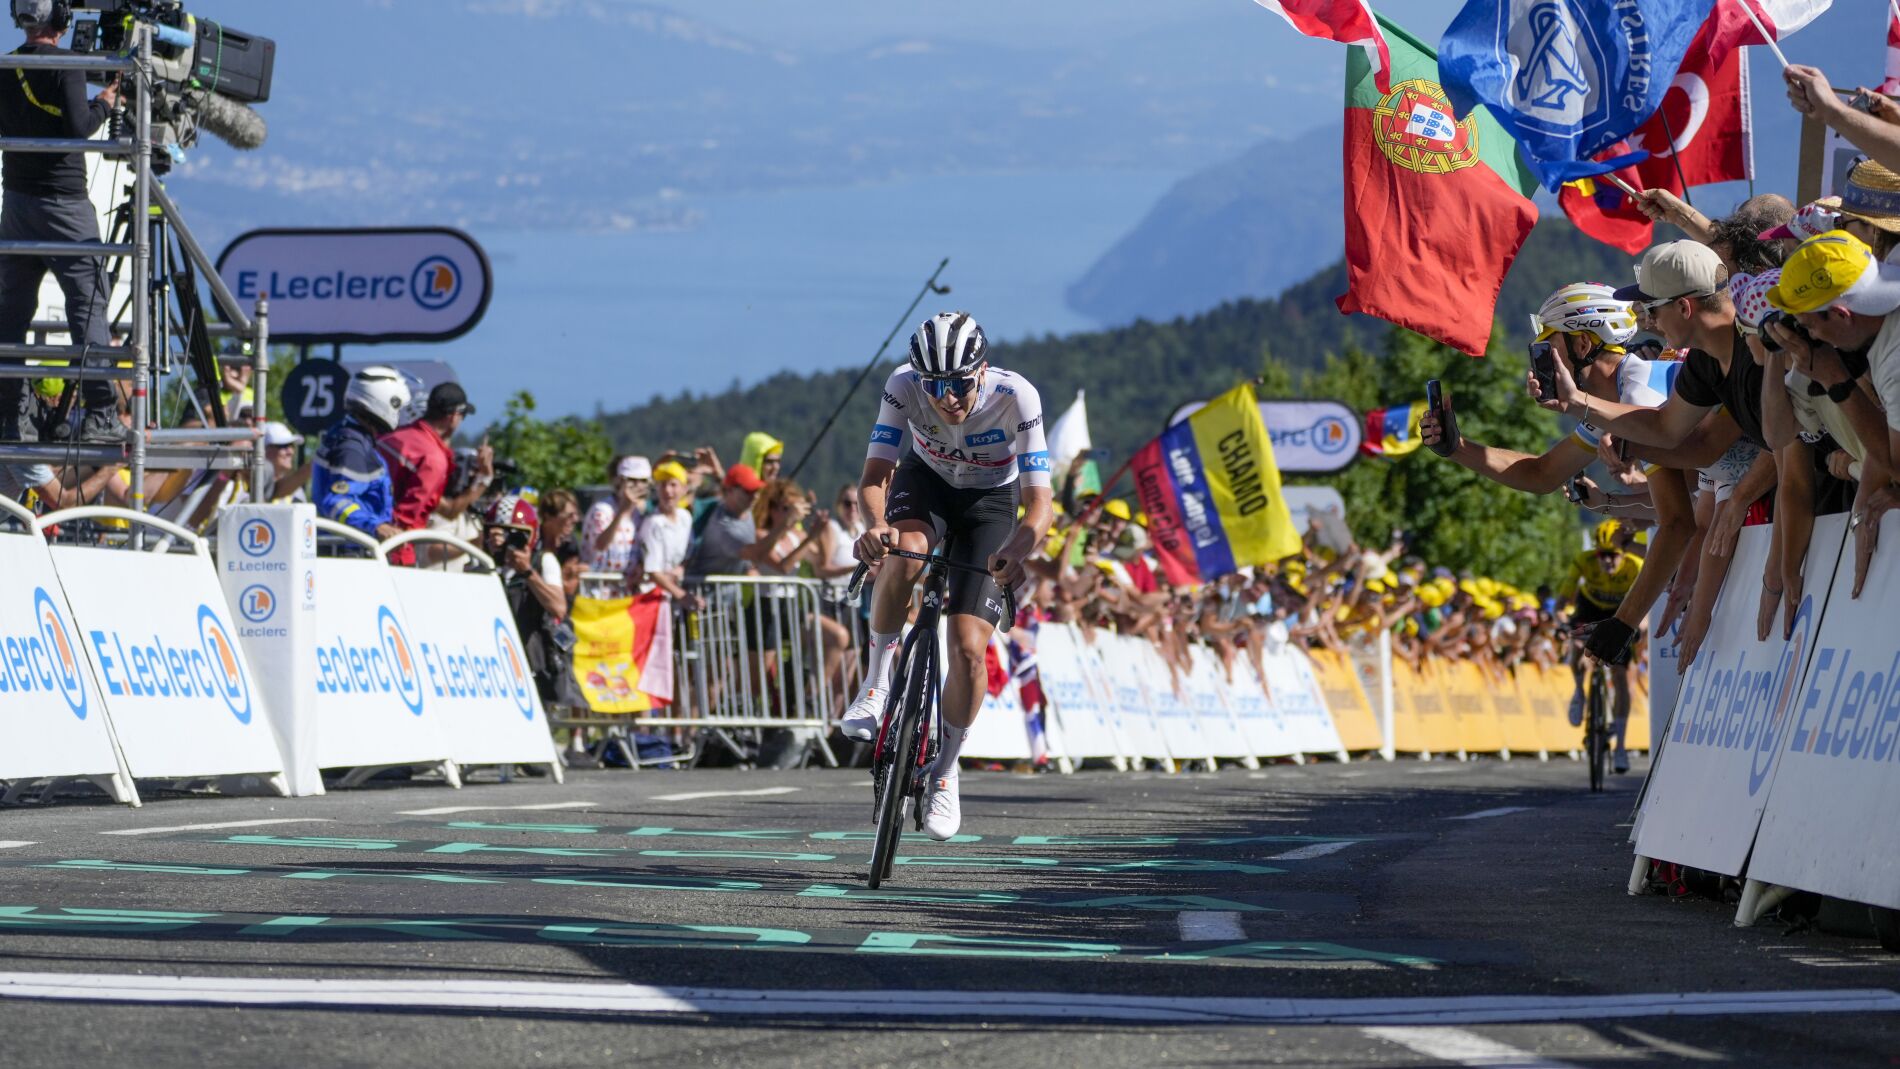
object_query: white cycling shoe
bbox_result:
[1567,692,1585,727]
[923,773,961,841]
[839,687,884,742]
[1613,747,1630,774]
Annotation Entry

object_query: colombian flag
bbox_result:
[1361,401,1427,457]
[1131,382,1300,588]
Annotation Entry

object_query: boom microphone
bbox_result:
[197,91,267,150]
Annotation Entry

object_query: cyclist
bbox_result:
[843,312,1055,840]
[1563,519,1643,772]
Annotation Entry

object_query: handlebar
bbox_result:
[846,548,1016,634]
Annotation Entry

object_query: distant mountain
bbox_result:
[594,219,1637,499]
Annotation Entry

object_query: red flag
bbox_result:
[1883,1,1900,96]
[1559,174,1653,255]
[1254,0,1391,94]
[1703,0,1831,57]
[1338,17,1535,357]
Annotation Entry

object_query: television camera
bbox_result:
[18,0,275,168]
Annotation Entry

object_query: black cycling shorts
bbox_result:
[1569,597,1619,630]
[884,456,1017,625]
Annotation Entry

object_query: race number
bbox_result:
[280,358,350,436]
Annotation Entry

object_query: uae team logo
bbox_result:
[1372,80,1481,175]
[34,587,88,720]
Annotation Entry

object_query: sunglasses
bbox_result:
[920,373,978,399]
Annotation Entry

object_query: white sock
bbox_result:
[861,630,902,701]
[934,725,968,778]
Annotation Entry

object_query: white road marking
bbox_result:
[650,787,801,802]
[1613,1025,1724,1062]
[1267,841,1358,861]
[2,973,1896,1025]
[1176,911,1244,941]
[1363,1025,1583,1067]
[1449,807,1531,821]
[99,818,333,837]
[0,842,36,850]
[397,801,598,817]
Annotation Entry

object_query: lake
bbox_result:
[359,170,1183,422]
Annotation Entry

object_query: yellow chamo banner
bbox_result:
[1132,382,1300,586]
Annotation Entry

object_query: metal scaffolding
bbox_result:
[0,27,270,510]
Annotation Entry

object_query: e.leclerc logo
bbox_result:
[411,256,460,311]
[1668,593,1813,797]
[1311,416,1350,456]
[236,518,275,557]
[314,605,426,716]
[494,617,536,719]
[380,606,426,715]
[237,584,276,624]
[1,587,91,720]
[197,605,254,724]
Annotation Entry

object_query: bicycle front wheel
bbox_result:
[868,635,932,888]
[1587,670,1607,793]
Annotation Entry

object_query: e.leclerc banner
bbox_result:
[1132,382,1300,587]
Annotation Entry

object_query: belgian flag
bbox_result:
[1336,16,1536,357]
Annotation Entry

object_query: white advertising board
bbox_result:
[1186,646,1254,760]
[50,541,286,784]
[1098,635,1173,765]
[1035,625,1124,761]
[1632,521,1844,876]
[1264,648,1348,757]
[962,636,1035,762]
[218,505,322,795]
[217,228,491,344]
[310,557,457,773]
[1647,600,1684,754]
[1750,513,1900,910]
[1134,642,1214,762]
[1169,400,1361,472]
[0,520,130,798]
[1227,655,1297,758]
[388,568,563,773]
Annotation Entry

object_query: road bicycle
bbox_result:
[1583,657,1610,793]
[845,548,1012,888]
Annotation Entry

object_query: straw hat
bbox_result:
[1835,160,1900,234]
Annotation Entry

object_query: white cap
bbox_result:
[263,421,301,447]
[1614,240,1726,304]
[616,456,653,480]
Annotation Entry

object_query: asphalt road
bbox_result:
[1,756,1896,1067]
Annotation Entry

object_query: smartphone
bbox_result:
[1085,447,1111,465]
[1529,341,1559,402]
[1564,478,1585,505]
[1425,379,1454,458]
[1851,90,1879,113]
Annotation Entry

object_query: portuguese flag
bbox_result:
[1337,16,1537,357]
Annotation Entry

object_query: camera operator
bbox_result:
[0,0,122,444]
[483,493,576,707]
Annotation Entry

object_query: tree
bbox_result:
[486,391,616,493]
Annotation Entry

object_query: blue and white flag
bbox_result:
[1439,0,1714,188]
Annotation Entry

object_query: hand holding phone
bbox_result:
[1425,379,1459,458]
[1529,341,1559,403]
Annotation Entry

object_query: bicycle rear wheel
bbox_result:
[868,635,932,888]
[1587,668,1607,793]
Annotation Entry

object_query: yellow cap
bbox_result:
[1105,498,1132,522]
[1134,510,1149,528]
[1768,230,1888,315]
[652,461,689,485]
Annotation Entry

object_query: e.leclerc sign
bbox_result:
[216,227,492,345]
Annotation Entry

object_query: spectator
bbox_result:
[485,494,577,708]
[537,488,581,594]
[684,463,776,580]
[741,432,784,483]
[258,422,310,504]
[581,454,650,574]
[379,382,484,565]
[635,460,696,606]
[315,366,409,540]
[424,447,489,571]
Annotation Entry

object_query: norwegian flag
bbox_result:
[1883,0,1900,96]
[1254,0,1391,94]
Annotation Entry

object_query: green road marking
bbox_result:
[1155,941,1439,966]
[627,828,803,841]
[797,884,1020,905]
[38,860,251,876]
[282,870,503,884]
[808,831,984,844]
[225,835,403,849]
[534,876,764,893]
[1045,894,1277,912]
[1087,859,1284,874]
[858,932,1119,959]
[424,842,628,858]
[635,850,837,862]
[540,923,809,948]
[892,855,1062,868]
[0,906,214,932]
[445,822,603,834]
[1010,835,1182,846]
[410,822,1378,850]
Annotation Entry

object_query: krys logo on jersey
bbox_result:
[0,587,91,720]
[1667,595,1816,797]
[314,605,426,716]
[83,604,255,725]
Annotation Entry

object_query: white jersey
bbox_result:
[1572,353,1677,449]
[868,366,1052,490]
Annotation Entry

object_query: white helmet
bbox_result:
[345,365,411,433]
[1532,283,1638,348]
[908,311,988,379]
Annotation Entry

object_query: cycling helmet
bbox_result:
[484,493,538,535]
[1594,519,1624,549]
[1533,283,1639,349]
[908,311,988,379]
[345,365,412,433]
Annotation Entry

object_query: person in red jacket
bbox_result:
[378,381,491,564]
